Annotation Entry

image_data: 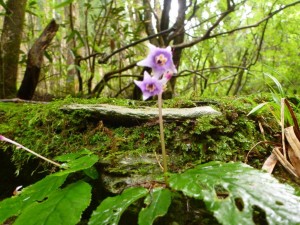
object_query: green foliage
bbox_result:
[14,181,91,225]
[0,97,268,174]
[0,174,68,224]
[4,0,298,98]
[88,187,148,225]
[138,188,171,225]
[0,150,98,224]
[169,161,300,225]
[248,74,296,127]
[1,145,300,225]
[54,154,99,176]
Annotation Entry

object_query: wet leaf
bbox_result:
[88,187,148,225]
[169,161,300,225]
[14,181,91,225]
[55,149,93,162]
[0,174,67,224]
[54,154,98,176]
[138,188,171,225]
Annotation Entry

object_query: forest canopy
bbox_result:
[0,0,300,100]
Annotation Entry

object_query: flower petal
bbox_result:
[137,44,177,78]
[134,71,164,100]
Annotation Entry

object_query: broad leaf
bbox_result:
[138,188,171,225]
[14,181,91,225]
[88,187,148,225]
[169,161,300,225]
[54,154,98,176]
[55,149,93,162]
[0,174,67,223]
[0,153,97,223]
[83,166,99,179]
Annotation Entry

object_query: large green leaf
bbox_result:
[14,181,91,225]
[0,174,67,224]
[88,187,148,225]
[138,188,171,225]
[54,154,98,176]
[54,149,93,162]
[169,161,300,225]
[0,152,97,223]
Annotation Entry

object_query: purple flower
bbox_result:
[162,70,173,81]
[137,44,177,78]
[134,71,165,100]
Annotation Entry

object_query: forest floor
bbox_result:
[0,95,299,224]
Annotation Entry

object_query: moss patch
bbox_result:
[0,96,277,176]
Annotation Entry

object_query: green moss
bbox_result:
[0,96,277,175]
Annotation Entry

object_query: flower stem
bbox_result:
[0,135,61,167]
[158,93,168,181]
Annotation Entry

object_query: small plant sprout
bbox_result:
[0,135,61,167]
[135,44,177,182]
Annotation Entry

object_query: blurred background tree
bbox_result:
[0,0,299,100]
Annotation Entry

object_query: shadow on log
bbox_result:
[17,19,59,100]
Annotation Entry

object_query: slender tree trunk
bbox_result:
[160,0,171,45]
[17,19,59,100]
[65,3,77,95]
[0,0,27,98]
[142,0,160,46]
[168,0,186,97]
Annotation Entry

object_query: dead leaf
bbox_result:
[285,126,300,159]
[262,153,278,174]
[288,146,300,177]
[273,147,298,177]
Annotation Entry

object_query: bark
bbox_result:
[17,20,59,100]
[0,0,27,98]
[167,0,186,97]
[160,0,171,45]
[142,0,160,46]
[65,3,77,95]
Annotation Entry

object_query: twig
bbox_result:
[78,26,176,63]
[245,141,275,163]
[0,135,61,167]
[173,0,300,49]
[273,147,298,177]
[281,98,286,159]
[154,151,164,172]
[158,93,168,183]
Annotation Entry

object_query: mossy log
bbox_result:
[61,104,221,125]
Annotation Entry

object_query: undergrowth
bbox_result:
[1,95,299,224]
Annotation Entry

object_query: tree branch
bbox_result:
[173,0,300,49]
[77,26,176,64]
[91,62,138,96]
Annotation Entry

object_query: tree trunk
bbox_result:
[17,19,59,100]
[0,0,27,98]
[160,0,171,45]
[64,3,76,95]
[168,0,186,97]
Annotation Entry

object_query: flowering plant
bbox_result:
[134,44,177,100]
[134,43,177,180]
